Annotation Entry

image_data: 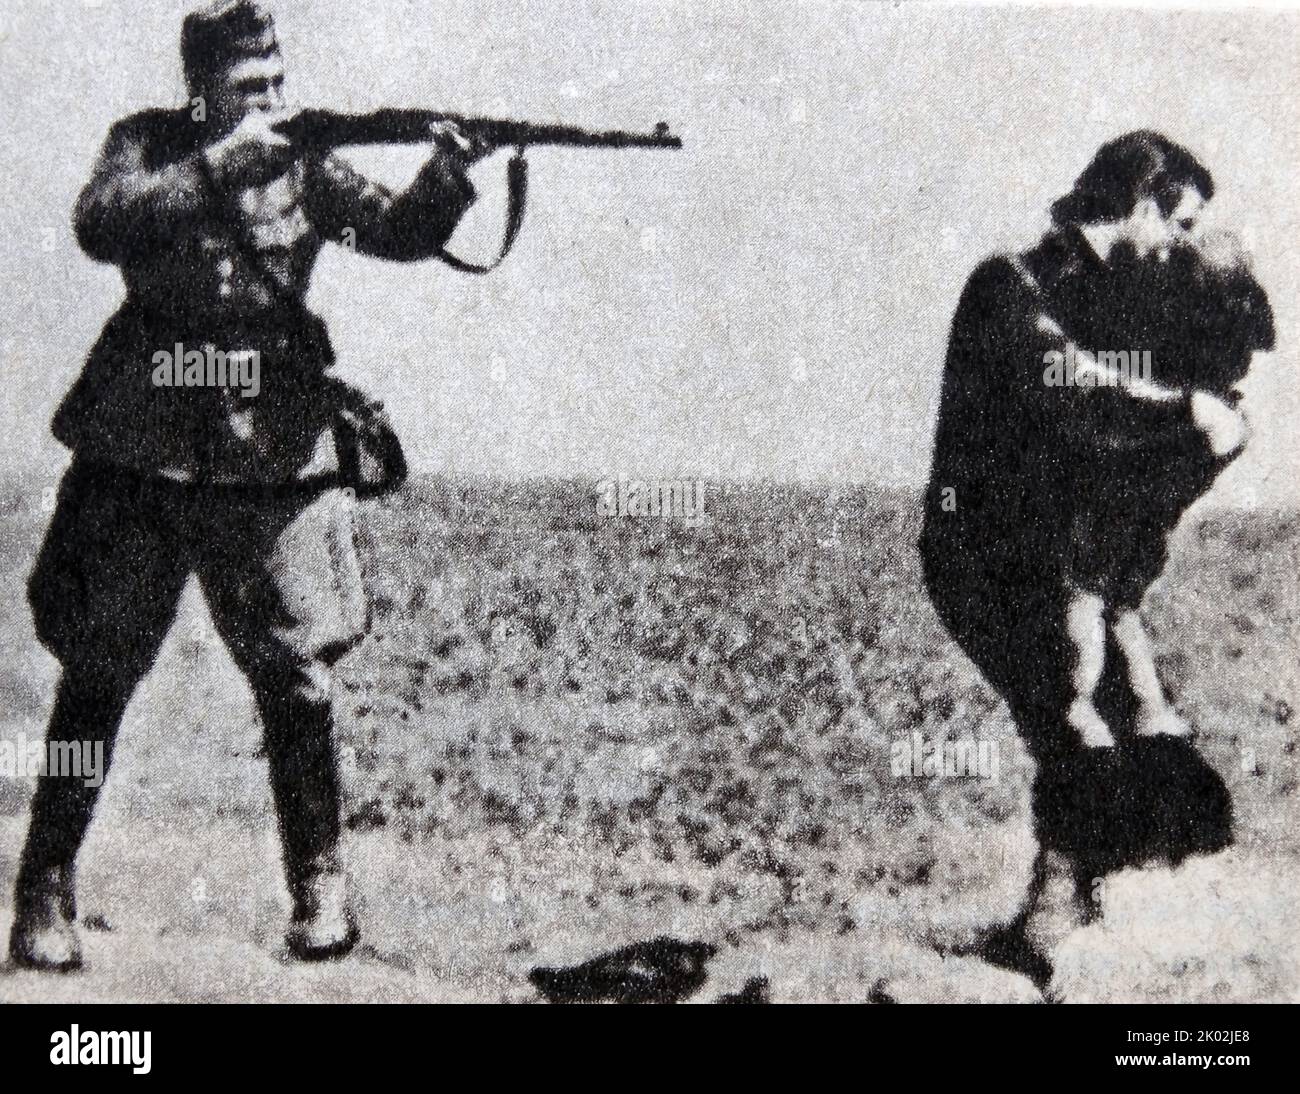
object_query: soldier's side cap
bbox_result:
[182,0,280,88]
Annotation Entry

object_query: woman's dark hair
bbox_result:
[1050,130,1214,227]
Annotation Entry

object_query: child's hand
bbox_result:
[1191,390,1249,457]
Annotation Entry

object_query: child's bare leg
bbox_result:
[1065,587,1116,748]
[1111,608,1192,737]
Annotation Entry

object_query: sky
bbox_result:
[1,0,1297,503]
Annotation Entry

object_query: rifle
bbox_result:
[275,108,683,152]
[274,109,682,272]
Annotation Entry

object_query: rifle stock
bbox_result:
[277,109,683,151]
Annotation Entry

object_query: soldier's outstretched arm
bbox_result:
[302,149,478,261]
[74,114,214,266]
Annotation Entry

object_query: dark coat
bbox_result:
[918,227,1219,584]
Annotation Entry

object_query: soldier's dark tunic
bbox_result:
[30,107,475,681]
[55,106,474,482]
[20,106,475,896]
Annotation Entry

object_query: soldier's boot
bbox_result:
[8,671,129,973]
[260,687,359,961]
[9,863,83,973]
[285,853,359,961]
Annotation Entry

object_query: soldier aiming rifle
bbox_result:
[11,0,680,972]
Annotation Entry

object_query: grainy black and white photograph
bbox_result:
[0,0,1297,1051]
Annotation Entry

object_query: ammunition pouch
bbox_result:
[327,379,408,498]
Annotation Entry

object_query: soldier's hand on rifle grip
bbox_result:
[427,119,495,164]
[204,109,298,190]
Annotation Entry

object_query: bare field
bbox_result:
[1,478,1296,1002]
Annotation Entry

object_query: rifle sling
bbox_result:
[437,152,529,275]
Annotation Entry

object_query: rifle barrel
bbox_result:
[279,109,683,150]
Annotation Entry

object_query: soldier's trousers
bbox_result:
[20,459,368,883]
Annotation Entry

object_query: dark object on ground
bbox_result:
[972,922,1054,993]
[530,937,718,1004]
[867,978,897,1004]
[716,976,770,1004]
[1035,736,1233,875]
